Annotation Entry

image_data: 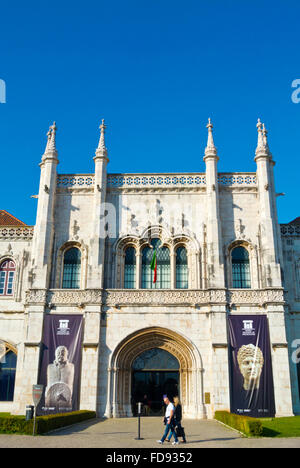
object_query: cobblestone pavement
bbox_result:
[0,417,300,448]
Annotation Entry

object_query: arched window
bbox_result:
[176,246,188,289]
[0,260,15,296]
[232,247,251,289]
[124,247,136,289]
[142,239,170,289]
[62,248,81,289]
[0,344,17,401]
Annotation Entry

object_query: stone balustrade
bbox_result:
[56,172,258,191]
[0,226,34,240]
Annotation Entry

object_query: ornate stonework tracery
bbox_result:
[106,327,203,418]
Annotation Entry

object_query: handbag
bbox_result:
[176,426,184,437]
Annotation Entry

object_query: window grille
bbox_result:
[176,246,188,289]
[62,248,81,289]
[124,247,136,289]
[232,247,251,289]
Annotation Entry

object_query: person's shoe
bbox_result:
[172,441,179,445]
[182,440,187,443]
[166,439,171,443]
[157,440,163,444]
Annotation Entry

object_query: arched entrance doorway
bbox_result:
[0,341,17,402]
[132,348,180,416]
[105,327,206,419]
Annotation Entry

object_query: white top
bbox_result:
[165,402,175,421]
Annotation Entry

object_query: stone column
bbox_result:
[31,123,58,290]
[211,308,230,413]
[255,120,282,287]
[80,307,101,412]
[11,306,45,415]
[268,308,293,416]
[88,120,109,289]
[203,120,225,289]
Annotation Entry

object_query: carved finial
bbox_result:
[98,119,107,149]
[95,118,108,161]
[42,121,58,161]
[262,123,272,157]
[48,121,57,150]
[255,118,271,158]
[204,118,218,158]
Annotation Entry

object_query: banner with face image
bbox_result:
[228,315,275,418]
[37,315,83,416]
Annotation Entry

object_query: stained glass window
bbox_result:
[176,246,188,289]
[62,248,81,289]
[0,347,17,401]
[232,247,251,289]
[0,260,15,296]
[132,348,180,370]
[124,247,136,289]
[142,239,170,289]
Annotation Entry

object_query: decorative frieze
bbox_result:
[227,288,285,306]
[25,289,47,305]
[24,287,285,307]
[25,289,103,306]
[104,289,225,307]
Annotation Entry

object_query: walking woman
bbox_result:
[166,396,187,443]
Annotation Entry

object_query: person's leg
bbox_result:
[160,424,171,443]
[177,423,186,442]
[170,424,179,443]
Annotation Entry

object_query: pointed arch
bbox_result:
[55,241,88,289]
[226,240,257,289]
[105,326,205,419]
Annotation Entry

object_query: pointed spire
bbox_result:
[42,122,58,161]
[262,122,272,158]
[204,118,218,159]
[48,121,57,151]
[95,118,109,161]
[255,118,271,159]
[44,128,52,152]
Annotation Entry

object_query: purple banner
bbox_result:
[228,315,275,418]
[37,315,83,416]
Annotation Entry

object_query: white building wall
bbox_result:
[0,120,298,418]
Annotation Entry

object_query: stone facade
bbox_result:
[0,118,298,419]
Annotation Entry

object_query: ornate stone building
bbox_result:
[0,118,298,419]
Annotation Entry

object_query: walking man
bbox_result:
[157,395,179,445]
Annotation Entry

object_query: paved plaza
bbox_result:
[0,417,300,448]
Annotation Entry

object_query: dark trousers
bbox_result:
[168,422,186,442]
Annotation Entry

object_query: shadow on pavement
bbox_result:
[45,418,105,436]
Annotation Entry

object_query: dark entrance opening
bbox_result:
[131,348,180,416]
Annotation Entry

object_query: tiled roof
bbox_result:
[0,210,27,226]
[288,217,300,226]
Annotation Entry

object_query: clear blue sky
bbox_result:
[0,0,299,225]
